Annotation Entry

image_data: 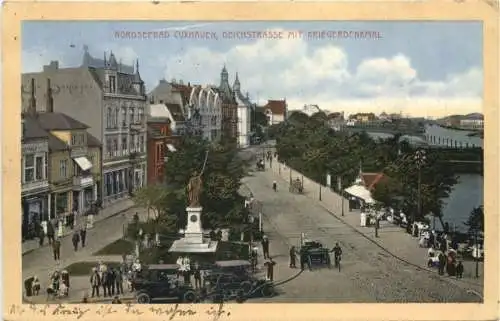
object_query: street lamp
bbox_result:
[413,149,426,234]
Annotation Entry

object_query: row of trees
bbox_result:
[133,135,250,237]
[274,111,460,228]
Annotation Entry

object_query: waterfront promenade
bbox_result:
[246,161,484,301]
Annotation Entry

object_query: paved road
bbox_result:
[243,170,481,303]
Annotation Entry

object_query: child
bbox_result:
[456,260,464,279]
[32,276,40,296]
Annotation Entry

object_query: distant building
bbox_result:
[149,103,186,135]
[264,100,287,125]
[188,85,223,142]
[349,113,376,122]
[232,73,252,148]
[21,47,148,206]
[460,118,484,130]
[218,66,239,145]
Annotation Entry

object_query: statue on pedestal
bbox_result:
[187,171,203,207]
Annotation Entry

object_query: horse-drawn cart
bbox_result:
[289,178,303,194]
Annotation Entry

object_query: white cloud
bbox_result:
[22,47,68,73]
[159,30,482,117]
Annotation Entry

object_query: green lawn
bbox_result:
[93,239,134,256]
[63,261,122,276]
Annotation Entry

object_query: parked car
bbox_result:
[132,264,197,303]
[203,260,275,301]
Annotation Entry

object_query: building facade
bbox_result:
[218,66,238,144]
[264,100,287,125]
[149,103,186,135]
[146,119,178,185]
[21,48,147,206]
[21,113,50,240]
[188,85,222,142]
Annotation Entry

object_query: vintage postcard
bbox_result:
[2,1,499,321]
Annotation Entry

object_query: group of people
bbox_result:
[45,269,70,299]
[89,261,126,298]
[175,256,204,289]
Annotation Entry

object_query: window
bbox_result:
[138,107,144,123]
[129,108,135,125]
[114,107,119,128]
[156,144,162,163]
[121,107,127,127]
[136,135,140,151]
[107,107,112,128]
[129,134,135,152]
[113,139,118,157]
[59,159,68,178]
[35,156,43,180]
[44,152,48,179]
[89,154,95,166]
[121,136,127,155]
[71,135,76,146]
[106,139,112,158]
[139,135,144,153]
[56,192,68,214]
[23,154,35,183]
[109,76,116,93]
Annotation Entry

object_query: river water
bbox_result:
[367,124,484,232]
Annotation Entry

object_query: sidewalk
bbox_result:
[22,199,135,255]
[268,161,484,294]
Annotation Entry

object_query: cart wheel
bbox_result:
[183,291,196,303]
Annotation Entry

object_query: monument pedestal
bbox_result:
[169,206,219,254]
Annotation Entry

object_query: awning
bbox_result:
[344,184,375,203]
[167,144,177,152]
[73,156,93,171]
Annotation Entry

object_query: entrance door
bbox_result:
[28,201,41,224]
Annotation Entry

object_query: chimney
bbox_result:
[29,78,37,116]
[46,78,54,113]
[43,60,59,72]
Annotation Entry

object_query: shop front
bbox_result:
[21,193,49,240]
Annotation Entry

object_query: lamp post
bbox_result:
[414,149,426,234]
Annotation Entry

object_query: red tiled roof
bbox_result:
[361,172,388,191]
[265,100,286,115]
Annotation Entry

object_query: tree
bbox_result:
[133,184,171,220]
[464,206,484,234]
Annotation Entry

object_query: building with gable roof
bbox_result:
[264,99,287,125]
[21,47,147,206]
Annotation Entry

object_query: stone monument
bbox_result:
[168,171,219,253]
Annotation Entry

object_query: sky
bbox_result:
[22,21,483,117]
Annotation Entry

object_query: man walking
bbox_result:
[261,235,270,259]
[456,260,464,279]
[80,226,87,248]
[52,237,61,261]
[38,228,45,247]
[72,231,80,252]
[115,267,124,295]
[193,263,202,290]
[438,252,446,275]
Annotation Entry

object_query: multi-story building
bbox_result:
[23,78,102,226]
[149,103,186,135]
[460,118,484,130]
[232,73,253,148]
[188,85,222,142]
[146,118,177,184]
[21,47,147,206]
[21,107,50,240]
[264,100,287,125]
[218,66,238,144]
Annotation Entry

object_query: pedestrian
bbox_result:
[80,226,87,248]
[90,268,100,298]
[261,235,270,259]
[107,268,116,295]
[193,263,202,289]
[299,247,306,270]
[115,267,124,295]
[272,180,277,192]
[72,231,80,252]
[32,276,40,296]
[250,247,258,272]
[52,238,61,261]
[289,246,296,268]
[101,271,109,297]
[39,228,45,247]
[375,218,380,238]
[456,260,464,279]
[264,258,276,282]
[47,222,55,245]
[438,252,446,275]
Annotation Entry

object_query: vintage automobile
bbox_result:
[132,264,197,303]
[203,260,275,302]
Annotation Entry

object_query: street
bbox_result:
[243,168,481,302]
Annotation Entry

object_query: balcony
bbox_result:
[22,180,50,195]
[129,122,144,132]
[73,175,94,189]
[71,146,88,158]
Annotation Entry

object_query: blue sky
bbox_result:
[22,21,483,116]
